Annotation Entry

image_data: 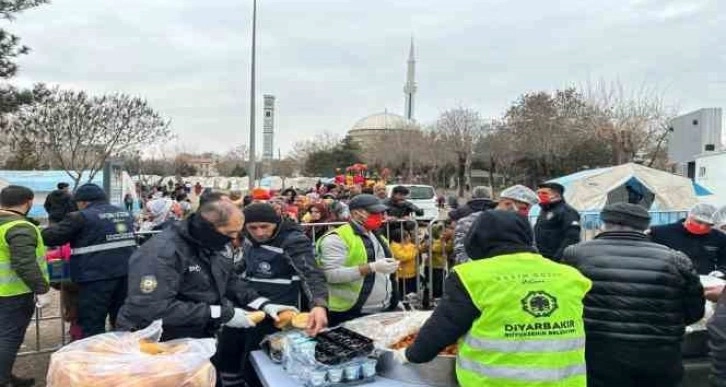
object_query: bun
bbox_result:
[275,310,297,329]
[292,313,310,329]
[248,311,266,324]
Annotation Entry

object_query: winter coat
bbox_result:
[534,200,581,261]
[391,242,418,279]
[562,231,704,343]
[116,215,266,340]
[650,220,726,275]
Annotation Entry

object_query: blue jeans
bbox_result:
[0,293,35,384]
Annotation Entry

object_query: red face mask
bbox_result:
[537,193,551,205]
[684,219,712,235]
[363,212,384,231]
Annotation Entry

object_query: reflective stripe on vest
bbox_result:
[457,358,586,382]
[464,336,585,353]
[246,275,301,285]
[0,220,48,296]
[315,224,367,313]
[71,239,137,255]
[453,252,592,387]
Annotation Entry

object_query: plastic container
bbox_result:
[315,327,375,365]
[327,367,344,383]
[361,359,377,378]
[344,363,361,381]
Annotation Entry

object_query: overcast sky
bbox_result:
[9,0,726,156]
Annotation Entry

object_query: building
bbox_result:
[187,158,218,177]
[668,108,723,177]
[263,95,275,161]
[347,39,419,149]
[695,151,726,207]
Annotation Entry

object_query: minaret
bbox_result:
[403,37,416,121]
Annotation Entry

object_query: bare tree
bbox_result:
[289,132,341,168]
[5,88,172,188]
[434,107,483,197]
[585,80,677,166]
[216,145,249,176]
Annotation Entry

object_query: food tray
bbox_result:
[314,327,375,365]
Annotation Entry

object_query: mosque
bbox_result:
[347,39,419,150]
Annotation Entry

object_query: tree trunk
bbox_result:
[457,155,466,197]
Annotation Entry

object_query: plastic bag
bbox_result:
[342,311,432,349]
[47,320,217,387]
[688,275,726,332]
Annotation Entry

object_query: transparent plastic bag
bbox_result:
[342,311,432,349]
[47,320,217,387]
[688,276,726,332]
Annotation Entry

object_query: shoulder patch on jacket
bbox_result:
[140,275,157,294]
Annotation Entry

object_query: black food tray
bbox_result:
[314,327,375,365]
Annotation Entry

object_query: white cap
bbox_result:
[689,203,718,225]
[499,185,538,205]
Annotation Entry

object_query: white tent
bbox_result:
[549,163,703,212]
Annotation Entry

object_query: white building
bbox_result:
[668,108,723,177]
[695,151,726,207]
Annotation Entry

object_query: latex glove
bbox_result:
[370,258,399,275]
[709,271,725,279]
[35,293,52,309]
[306,306,328,337]
[393,348,409,364]
[224,308,257,329]
[263,304,299,321]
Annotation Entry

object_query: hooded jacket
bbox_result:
[405,211,536,363]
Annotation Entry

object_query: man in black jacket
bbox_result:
[215,203,328,387]
[383,186,423,220]
[42,184,136,338]
[116,200,296,340]
[43,182,75,224]
[534,182,580,261]
[563,203,705,387]
[650,203,726,276]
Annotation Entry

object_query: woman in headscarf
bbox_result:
[304,202,333,243]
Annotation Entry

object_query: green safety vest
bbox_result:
[316,223,390,313]
[0,220,48,297]
[453,252,592,387]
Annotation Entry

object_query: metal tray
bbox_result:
[376,350,457,387]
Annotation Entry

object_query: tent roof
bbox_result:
[0,170,103,193]
[547,163,700,212]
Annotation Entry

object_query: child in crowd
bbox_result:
[422,221,454,299]
[389,228,419,301]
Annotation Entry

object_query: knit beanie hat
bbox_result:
[243,203,281,224]
[600,203,651,230]
[73,184,107,202]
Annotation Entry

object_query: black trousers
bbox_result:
[586,340,683,387]
[214,322,277,387]
[0,293,35,384]
[77,277,127,338]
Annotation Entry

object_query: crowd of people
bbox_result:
[1,178,726,386]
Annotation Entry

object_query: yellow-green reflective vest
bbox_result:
[0,220,48,296]
[316,223,390,313]
[453,252,592,387]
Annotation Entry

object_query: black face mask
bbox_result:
[189,214,233,251]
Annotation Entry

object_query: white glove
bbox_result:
[263,304,299,320]
[370,258,399,274]
[225,308,257,329]
[393,348,409,364]
[35,293,52,309]
[709,271,725,279]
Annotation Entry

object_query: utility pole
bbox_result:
[247,0,258,191]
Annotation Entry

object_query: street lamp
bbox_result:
[247,0,258,191]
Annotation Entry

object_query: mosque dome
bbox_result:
[350,112,411,132]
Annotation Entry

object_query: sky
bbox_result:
[8,0,726,157]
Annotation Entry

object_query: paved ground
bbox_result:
[13,289,64,387]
